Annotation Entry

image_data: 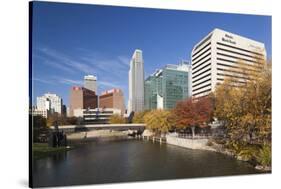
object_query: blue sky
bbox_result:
[31,1,272,107]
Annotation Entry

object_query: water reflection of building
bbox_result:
[144,61,191,110]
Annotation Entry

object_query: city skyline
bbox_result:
[31,2,272,107]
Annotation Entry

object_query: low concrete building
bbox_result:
[73,108,122,124]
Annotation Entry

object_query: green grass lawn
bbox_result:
[32,143,73,160]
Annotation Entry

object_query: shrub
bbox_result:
[238,146,259,162]
[255,144,271,167]
[206,140,213,146]
[109,114,125,124]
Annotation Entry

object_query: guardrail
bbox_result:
[172,133,212,139]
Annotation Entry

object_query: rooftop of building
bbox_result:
[84,75,97,80]
[134,49,142,53]
[37,92,62,99]
[147,61,190,80]
[101,88,122,95]
[165,61,191,71]
[192,28,266,53]
[71,86,97,94]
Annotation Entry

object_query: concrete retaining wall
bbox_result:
[166,135,215,151]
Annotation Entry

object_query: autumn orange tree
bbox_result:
[215,59,271,145]
[132,110,149,123]
[109,114,126,124]
[173,96,214,138]
[214,59,271,167]
[47,113,78,126]
[143,109,173,134]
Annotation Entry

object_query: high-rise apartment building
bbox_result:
[191,28,266,98]
[128,49,144,113]
[84,75,97,93]
[36,93,62,114]
[144,61,191,110]
[69,86,98,117]
[99,88,126,115]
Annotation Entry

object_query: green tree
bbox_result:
[31,115,48,142]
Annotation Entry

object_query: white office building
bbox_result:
[84,75,97,93]
[128,49,145,113]
[36,93,63,114]
[191,28,267,98]
[30,106,48,118]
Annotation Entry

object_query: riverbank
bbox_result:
[67,130,130,143]
[165,134,271,172]
[32,143,74,160]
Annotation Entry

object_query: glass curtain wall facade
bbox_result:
[163,67,189,109]
[145,62,190,110]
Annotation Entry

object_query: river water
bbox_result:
[32,139,262,187]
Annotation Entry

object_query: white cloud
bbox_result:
[37,47,96,74]
[117,56,130,67]
[36,47,130,79]
[34,46,130,96]
[34,54,76,74]
[58,78,83,86]
[99,81,120,88]
[32,78,54,85]
[54,76,121,88]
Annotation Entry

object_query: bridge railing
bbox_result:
[50,123,147,133]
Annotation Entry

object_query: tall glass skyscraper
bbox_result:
[144,61,191,110]
[128,49,144,113]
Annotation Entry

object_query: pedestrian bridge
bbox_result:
[50,123,146,133]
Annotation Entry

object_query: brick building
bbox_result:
[99,88,125,115]
[69,86,98,117]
